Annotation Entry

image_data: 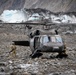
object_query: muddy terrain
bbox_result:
[0,24,76,75]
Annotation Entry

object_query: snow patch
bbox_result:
[0,10,27,23]
[0,9,76,23]
[51,14,76,23]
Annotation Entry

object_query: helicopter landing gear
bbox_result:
[57,50,68,58]
[31,49,38,57]
[30,49,42,58]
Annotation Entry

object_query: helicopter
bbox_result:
[0,22,72,58]
[28,26,67,58]
[24,22,75,58]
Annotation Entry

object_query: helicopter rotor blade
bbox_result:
[13,41,29,46]
[0,22,76,26]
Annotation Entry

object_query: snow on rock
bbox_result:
[28,13,43,21]
[51,14,76,23]
[0,9,76,23]
[0,10,27,23]
[19,64,31,69]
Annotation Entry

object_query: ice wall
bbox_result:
[0,9,76,23]
[0,10,27,23]
[51,14,76,23]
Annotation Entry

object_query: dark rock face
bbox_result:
[0,0,25,14]
[0,0,76,14]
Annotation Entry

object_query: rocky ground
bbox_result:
[0,24,76,75]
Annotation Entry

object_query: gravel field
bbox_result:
[0,24,76,75]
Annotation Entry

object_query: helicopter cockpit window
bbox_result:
[51,36,62,43]
[55,36,62,43]
[43,36,50,44]
[51,37,56,42]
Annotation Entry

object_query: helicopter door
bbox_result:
[34,37,40,49]
[30,38,34,51]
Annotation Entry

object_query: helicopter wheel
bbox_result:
[30,52,43,58]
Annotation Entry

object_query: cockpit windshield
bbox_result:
[55,36,62,43]
[51,36,62,43]
[40,35,62,44]
[43,36,50,43]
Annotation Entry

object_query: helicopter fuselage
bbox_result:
[30,34,65,53]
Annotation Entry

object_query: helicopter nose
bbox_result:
[53,46,59,50]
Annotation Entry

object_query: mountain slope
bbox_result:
[24,0,76,12]
[0,0,25,14]
[0,0,76,14]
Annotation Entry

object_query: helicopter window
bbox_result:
[51,36,62,43]
[51,37,56,42]
[43,36,50,44]
[55,36,62,43]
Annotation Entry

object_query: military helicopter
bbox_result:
[28,24,67,58]
[29,22,75,58]
[0,22,70,58]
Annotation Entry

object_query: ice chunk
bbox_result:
[0,10,27,23]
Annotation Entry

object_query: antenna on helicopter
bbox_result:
[55,30,58,35]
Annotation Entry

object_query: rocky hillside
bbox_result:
[0,0,25,14]
[23,0,76,12]
[0,0,76,14]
